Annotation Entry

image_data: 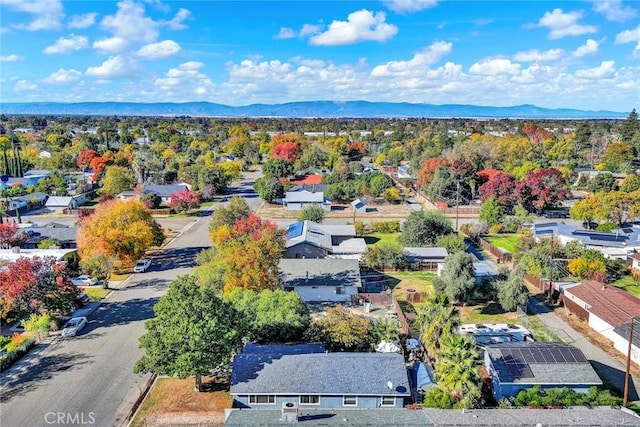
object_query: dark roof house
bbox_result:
[279,258,362,302]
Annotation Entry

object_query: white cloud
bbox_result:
[136,40,181,59]
[14,79,38,92]
[592,0,637,22]
[575,61,616,79]
[615,24,640,56]
[533,9,598,39]
[371,41,452,76]
[93,0,159,53]
[309,10,398,46]
[274,27,296,39]
[44,34,89,54]
[300,24,322,38]
[85,55,140,80]
[513,48,564,62]
[2,0,64,31]
[42,68,82,84]
[469,58,521,75]
[573,39,599,57]
[383,0,438,14]
[0,54,24,62]
[164,7,191,30]
[155,61,214,96]
[67,12,97,29]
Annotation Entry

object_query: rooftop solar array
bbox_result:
[500,346,587,364]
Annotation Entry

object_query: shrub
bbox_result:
[488,224,503,234]
[370,221,400,233]
[0,336,36,371]
[354,220,365,236]
[423,387,454,409]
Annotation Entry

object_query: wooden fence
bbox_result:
[479,237,513,265]
[352,292,410,335]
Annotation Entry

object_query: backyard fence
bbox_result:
[478,238,513,265]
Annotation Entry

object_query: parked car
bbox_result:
[77,293,90,306]
[133,259,152,273]
[61,317,88,337]
[71,275,99,286]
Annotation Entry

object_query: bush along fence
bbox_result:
[0,334,37,372]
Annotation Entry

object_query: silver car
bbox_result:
[61,317,88,337]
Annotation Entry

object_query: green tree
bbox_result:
[432,252,476,304]
[370,318,401,343]
[479,195,505,226]
[254,177,285,203]
[368,173,394,197]
[621,173,640,193]
[134,275,247,391]
[363,241,405,268]
[620,109,640,143]
[198,166,231,198]
[587,173,617,193]
[598,142,634,172]
[304,305,372,351]
[209,196,251,231]
[226,288,310,343]
[435,334,481,401]
[496,263,529,312]
[298,204,325,222]
[399,210,453,247]
[262,158,294,178]
[436,234,467,254]
[80,252,116,289]
[100,165,136,195]
[415,294,459,363]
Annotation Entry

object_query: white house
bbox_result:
[45,196,80,213]
[279,258,362,303]
[284,189,331,211]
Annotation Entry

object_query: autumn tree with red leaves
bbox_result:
[168,190,201,213]
[417,157,449,188]
[77,149,99,169]
[89,156,110,182]
[516,168,570,213]
[272,142,301,163]
[478,171,519,207]
[0,256,79,320]
[347,141,366,160]
[0,222,21,249]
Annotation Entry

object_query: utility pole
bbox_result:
[624,317,635,407]
[455,180,460,232]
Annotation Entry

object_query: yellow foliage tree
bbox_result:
[77,199,164,268]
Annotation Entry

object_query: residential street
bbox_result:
[0,171,262,427]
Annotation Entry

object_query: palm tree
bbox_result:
[435,334,482,399]
[415,294,460,362]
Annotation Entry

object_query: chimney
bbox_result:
[281,402,298,422]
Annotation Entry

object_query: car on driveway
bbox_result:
[71,275,99,286]
[133,259,152,272]
[61,317,88,337]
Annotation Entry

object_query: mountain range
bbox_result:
[0,101,627,119]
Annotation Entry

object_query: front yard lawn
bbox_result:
[130,377,232,427]
[483,234,521,253]
[82,287,109,302]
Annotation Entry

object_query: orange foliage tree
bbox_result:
[417,157,449,188]
[77,199,164,268]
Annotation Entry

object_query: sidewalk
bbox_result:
[528,296,640,402]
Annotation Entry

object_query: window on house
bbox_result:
[299,395,320,405]
[343,396,357,406]
[335,286,345,294]
[249,395,275,404]
[381,396,395,407]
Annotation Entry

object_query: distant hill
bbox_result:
[0,101,627,119]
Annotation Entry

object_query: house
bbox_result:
[350,198,367,213]
[45,196,81,213]
[0,176,43,190]
[284,221,366,260]
[279,258,362,302]
[7,192,48,211]
[20,222,78,249]
[142,184,190,204]
[562,281,640,366]
[23,170,51,178]
[403,247,448,272]
[532,222,640,256]
[483,342,602,400]
[230,343,410,410]
[284,186,331,211]
[0,248,78,264]
[397,162,413,179]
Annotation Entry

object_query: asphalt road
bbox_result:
[0,171,261,427]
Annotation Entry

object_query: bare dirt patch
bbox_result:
[130,377,232,427]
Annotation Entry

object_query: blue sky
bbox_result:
[0,0,638,112]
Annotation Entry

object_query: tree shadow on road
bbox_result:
[149,246,209,271]
[82,297,159,333]
[1,352,93,402]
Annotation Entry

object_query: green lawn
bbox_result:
[82,287,109,302]
[483,234,521,253]
[612,275,640,298]
[363,232,400,246]
[385,271,435,302]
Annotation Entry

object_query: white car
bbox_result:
[71,275,98,286]
[61,317,88,337]
[133,259,152,273]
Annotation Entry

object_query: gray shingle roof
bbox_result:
[143,184,189,197]
[286,221,355,250]
[230,352,410,396]
[22,226,77,244]
[403,247,448,263]
[225,407,640,426]
[279,258,362,288]
[285,190,326,203]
